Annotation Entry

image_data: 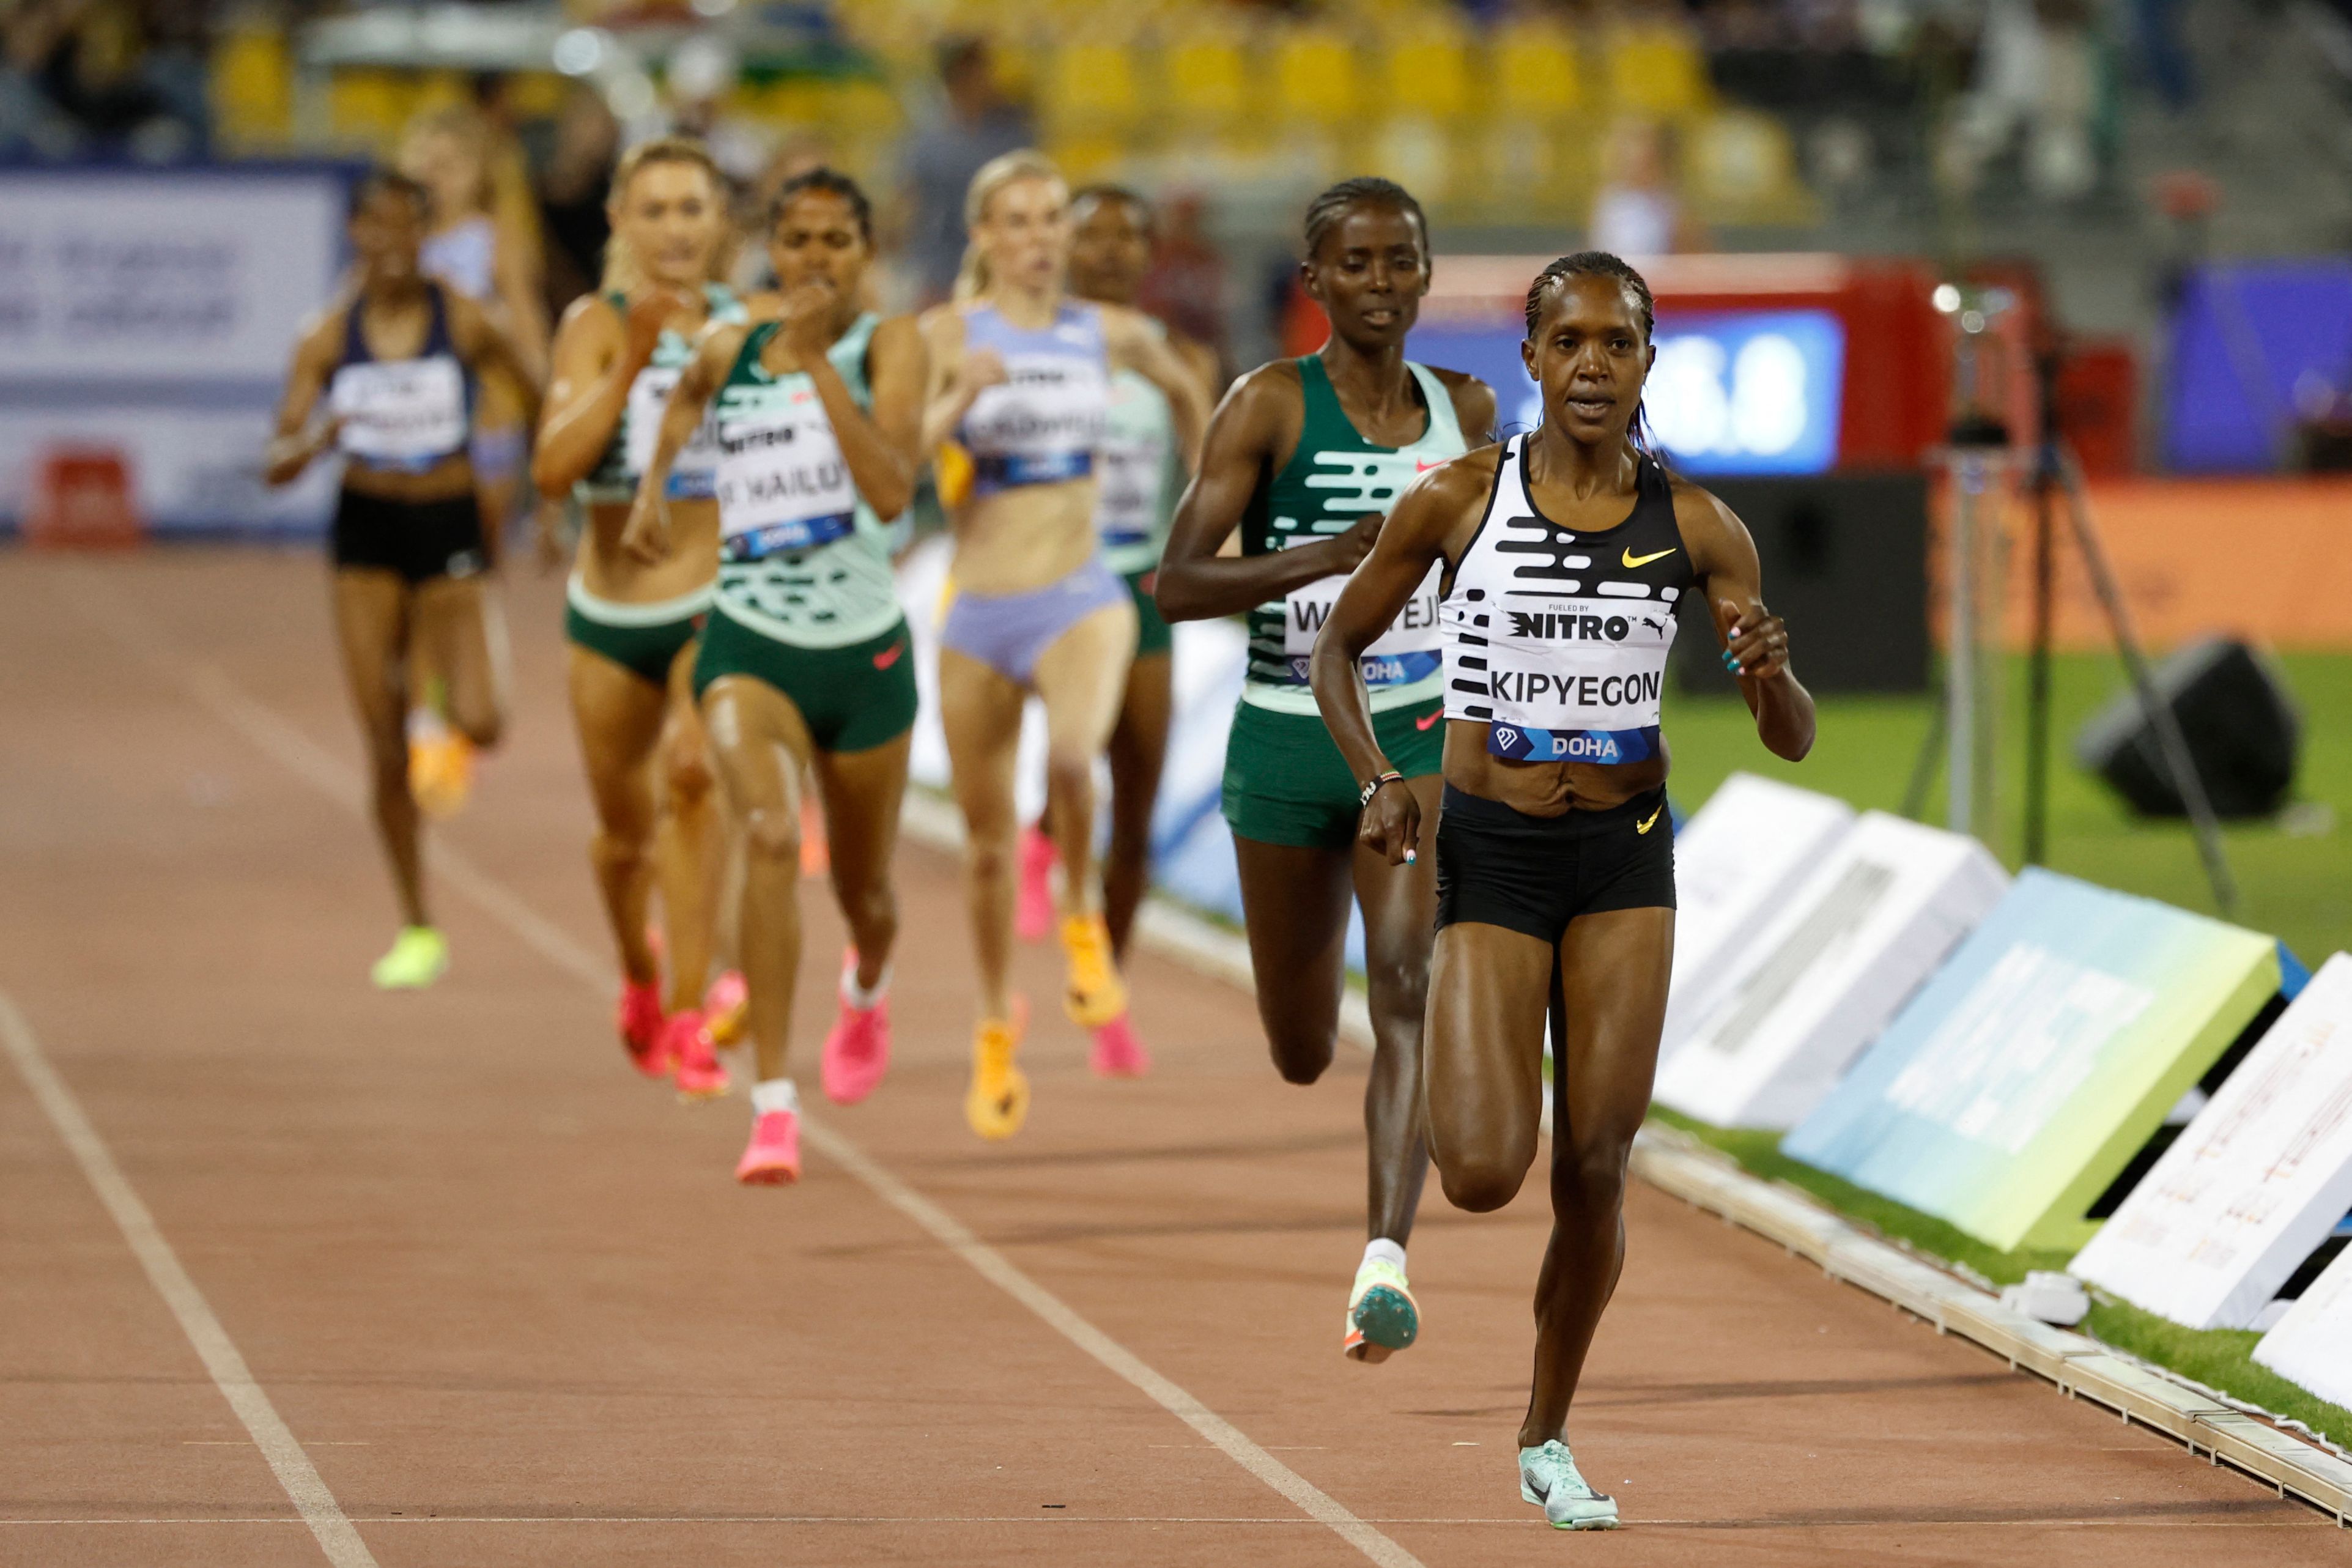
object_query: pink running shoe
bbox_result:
[703,969,749,1048]
[1015,824,1057,943]
[735,1109,801,1185]
[617,979,669,1077]
[665,1010,732,1101]
[821,994,892,1106]
[1089,1011,1152,1078]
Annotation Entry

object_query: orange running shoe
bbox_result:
[964,1003,1030,1141]
[617,978,668,1076]
[407,730,475,820]
[735,1109,801,1185]
[665,1011,731,1101]
[1060,913,1128,1027]
[1089,1011,1152,1078]
[703,970,749,1048]
[1015,824,1057,942]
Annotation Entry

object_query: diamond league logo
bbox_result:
[1495,725,1521,752]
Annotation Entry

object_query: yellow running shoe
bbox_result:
[964,1006,1030,1141]
[371,926,448,990]
[1059,913,1128,1027]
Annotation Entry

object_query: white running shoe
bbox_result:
[1520,1440,1619,1530]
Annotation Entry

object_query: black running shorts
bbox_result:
[331,489,487,585]
[1433,783,1676,944]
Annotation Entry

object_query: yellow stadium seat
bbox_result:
[1493,19,1583,124]
[1271,25,1359,127]
[1382,19,1471,124]
[1688,109,1817,224]
[1043,40,1145,131]
[327,69,415,149]
[1165,30,1248,125]
[1606,23,1710,119]
[210,24,292,147]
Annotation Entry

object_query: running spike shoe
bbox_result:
[617,978,668,1075]
[370,926,448,990]
[703,970,749,1048]
[1344,1256,1419,1363]
[665,1010,731,1101]
[407,728,475,821]
[964,1007,1030,1141]
[1015,824,1057,942]
[1519,1441,1618,1531]
[1088,1011,1152,1078]
[821,991,891,1107]
[1059,913,1128,1027]
[735,1109,801,1185]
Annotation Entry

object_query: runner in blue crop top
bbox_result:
[264,169,540,993]
[915,149,1211,1142]
[528,136,747,1092]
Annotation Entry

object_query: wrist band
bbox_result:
[1358,769,1406,808]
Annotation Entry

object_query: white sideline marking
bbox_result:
[84,583,1426,1568]
[0,994,379,1568]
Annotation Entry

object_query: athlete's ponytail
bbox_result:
[953,148,1065,303]
[1522,251,1668,463]
[599,135,732,297]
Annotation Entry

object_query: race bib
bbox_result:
[1279,552,1443,689]
[330,357,466,467]
[1093,430,1162,547]
[961,352,1108,484]
[1472,597,1679,761]
[624,366,725,498]
[713,383,857,547]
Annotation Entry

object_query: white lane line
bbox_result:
[81,578,1426,1568]
[0,993,379,1568]
[0,1514,2310,1531]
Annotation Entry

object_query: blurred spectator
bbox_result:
[892,35,1032,306]
[538,83,621,317]
[665,32,772,184]
[1137,190,1229,386]
[2130,0,2195,113]
[2,0,205,161]
[1939,0,2101,202]
[1589,118,1706,257]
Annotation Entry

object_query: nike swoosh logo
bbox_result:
[1622,546,1676,569]
[1416,458,1445,472]
[873,640,905,670]
[1636,803,1665,835]
[1416,710,1441,731]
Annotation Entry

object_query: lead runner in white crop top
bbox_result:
[1309,253,1816,1528]
[914,149,1208,1143]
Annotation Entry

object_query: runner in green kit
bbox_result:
[1156,177,1493,1363]
[1014,186,1219,999]
[623,169,925,1186]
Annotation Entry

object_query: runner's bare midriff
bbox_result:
[341,451,476,506]
[578,498,721,604]
[1441,722,1670,816]
[948,475,1100,596]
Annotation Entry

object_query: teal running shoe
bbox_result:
[1520,1440,1619,1530]
[1344,1257,1419,1363]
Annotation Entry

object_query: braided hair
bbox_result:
[1302,177,1427,261]
[1522,250,1665,462]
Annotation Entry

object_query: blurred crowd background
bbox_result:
[8,0,2352,448]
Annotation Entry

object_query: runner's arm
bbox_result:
[917,309,1002,455]
[531,290,687,498]
[449,290,545,431]
[262,312,342,487]
[1106,305,1210,469]
[1678,484,1814,761]
[805,312,923,522]
[1310,457,1489,865]
[622,325,738,564]
[1154,366,1381,621]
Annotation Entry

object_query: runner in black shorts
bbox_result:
[265,169,540,990]
[1312,253,1815,1528]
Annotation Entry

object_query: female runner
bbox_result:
[531,135,742,1096]
[1156,177,1492,1363]
[1013,185,1220,1057]
[1311,253,1814,1527]
[922,150,1207,1140]
[624,168,925,1183]
[264,169,541,988]
[398,106,550,813]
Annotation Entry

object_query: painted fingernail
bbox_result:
[1404,850,1418,864]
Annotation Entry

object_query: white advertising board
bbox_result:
[1652,810,2009,1130]
[0,404,336,536]
[1661,772,1856,1054]
[0,171,344,380]
[2252,1238,2352,1411]
[2073,952,2352,1329]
